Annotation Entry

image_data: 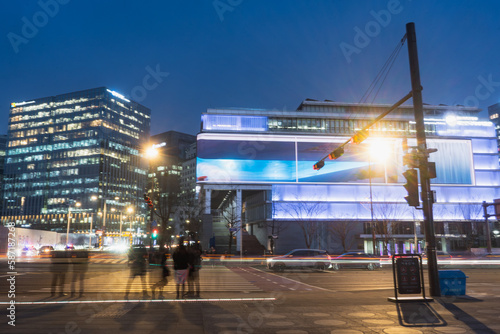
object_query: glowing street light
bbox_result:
[146,146,159,159]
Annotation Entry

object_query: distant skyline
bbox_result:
[2,0,500,136]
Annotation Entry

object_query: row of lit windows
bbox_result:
[267,117,411,134]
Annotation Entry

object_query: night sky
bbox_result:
[1,0,500,136]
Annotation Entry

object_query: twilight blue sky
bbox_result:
[1,0,500,136]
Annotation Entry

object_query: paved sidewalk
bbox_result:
[3,283,500,333]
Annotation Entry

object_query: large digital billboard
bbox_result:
[197,134,474,185]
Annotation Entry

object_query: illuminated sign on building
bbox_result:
[106,89,131,103]
[11,101,35,108]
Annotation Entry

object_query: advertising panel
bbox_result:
[197,134,473,185]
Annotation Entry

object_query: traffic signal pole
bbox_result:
[406,22,441,297]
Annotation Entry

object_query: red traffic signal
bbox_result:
[352,130,369,144]
[328,147,344,160]
[143,194,153,208]
[313,160,325,170]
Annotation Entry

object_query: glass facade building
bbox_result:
[198,100,500,255]
[1,87,150,235]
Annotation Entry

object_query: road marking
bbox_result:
[251,267,334,292]
[0,297,277,305]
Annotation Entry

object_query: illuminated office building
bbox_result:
[1,87,150,236]
[198,100,500,254]
[0,134,7,215]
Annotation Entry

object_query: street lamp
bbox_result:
[91,195,120,247]
[66,200,81,246]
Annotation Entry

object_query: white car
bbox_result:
[267,249,332,272]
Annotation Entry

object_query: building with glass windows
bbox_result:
[146,131,196,240]
[1,87,150,244]
[198,100,500,255]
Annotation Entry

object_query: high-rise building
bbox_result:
[488,103,500,164]
[198,100,500,255]
[146,131,196,238]
[0,134,7,215]
[1,87,151,236]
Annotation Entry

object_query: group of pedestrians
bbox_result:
[124,238,202,299]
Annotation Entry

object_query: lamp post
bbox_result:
[89,213,94,249]
[127,207,134,244]
[91,195,119,248]
[66,201,81,246]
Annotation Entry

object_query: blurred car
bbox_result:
[18,245,37,257]
[65,244,75,250]
[38,245,54,256]
[422,251,453,261]
[331,252,380,270]
[266,249,332,272]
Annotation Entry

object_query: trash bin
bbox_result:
[439,270,467,296]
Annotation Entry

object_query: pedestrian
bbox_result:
[50,250,69,297]
[172,238,190,299]
[151,250,169,299]
[124,244,149,299]
[188,243,202,298]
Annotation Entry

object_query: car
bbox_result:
[331,252,380,270]
[65,244,75,250]
[18,245,37,257]
[266,249,332,272]
[38,245,54,256]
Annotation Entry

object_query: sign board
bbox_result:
[151,220,157,227]
[396,257,421,294]
[229,228,237,232]
[494,199,500,218]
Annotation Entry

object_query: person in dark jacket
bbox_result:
[172,238,190,299]
[124,244,149,299]
[187,243,202,298]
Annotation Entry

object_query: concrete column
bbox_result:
[235,189,243,255]
[204,189,211,214]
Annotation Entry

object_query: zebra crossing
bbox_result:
[28,267,263,294]
[90,258,129,264]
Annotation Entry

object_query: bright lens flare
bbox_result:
[368,139,392,162]
[146,146,159,158]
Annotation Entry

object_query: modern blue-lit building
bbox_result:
[198,100,500,255]
[1,87,150,242]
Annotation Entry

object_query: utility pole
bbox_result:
[482,201,494,254]
[406,22,441,297]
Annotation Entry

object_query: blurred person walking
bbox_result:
[151,250,169,299]
[172,238,190,299]
[124,244,149,299]
[187,243,202,298]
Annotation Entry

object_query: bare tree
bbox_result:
[148,172,179,249]
[373,200,409,255]
[178,195,204,241]
[277,198,326,249]
[219,193,240,254]
[454,200,484,251]
[327,220,358,253]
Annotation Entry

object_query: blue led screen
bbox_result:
[197,136,474,184]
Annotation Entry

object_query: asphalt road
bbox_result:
[1,258,500,333]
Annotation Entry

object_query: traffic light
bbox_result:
[403,168,419,207]
[328,146,344,160]
[313,160,325,170]
[143,194,153,209]
[352,130,369,144]
[403,151,419,168]
[151,228,158,239]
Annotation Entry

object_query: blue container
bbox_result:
[439,270,467,296]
